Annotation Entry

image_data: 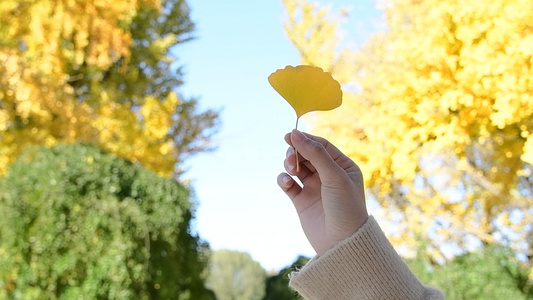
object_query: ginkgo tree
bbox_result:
[0,0,218,176]
[282,0,533,266]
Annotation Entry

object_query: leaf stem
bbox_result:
[295,117,300,172]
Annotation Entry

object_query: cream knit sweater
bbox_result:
[289,216,445,300]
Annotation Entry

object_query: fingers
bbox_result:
[289,129,345,181]
[284,131,344,161]
[284,147,314,181]
[277,172,301,200]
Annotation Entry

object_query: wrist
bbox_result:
[318,215,370,256]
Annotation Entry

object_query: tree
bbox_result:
[407,246,533,299]
[263,256,309,300]
[206,250,267,300]
[0,143,214,299]
[282,0,533,264]
[0,0,219,176]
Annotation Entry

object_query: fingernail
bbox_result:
[282,174,292,185]
[288,164,296,173]
[291,129,306,143]
[287,146,295,157]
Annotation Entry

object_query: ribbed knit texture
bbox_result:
[289,216,445,300]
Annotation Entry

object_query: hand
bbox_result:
[277,130,368,256]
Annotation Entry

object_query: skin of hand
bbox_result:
[277,129,368,256]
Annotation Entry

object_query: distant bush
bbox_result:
[206,250,267,300]
[0,143,214,299]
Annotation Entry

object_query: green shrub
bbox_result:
[0,143,213,299]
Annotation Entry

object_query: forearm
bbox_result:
[289,216,445,300]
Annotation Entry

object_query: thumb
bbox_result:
[290,129,342,180]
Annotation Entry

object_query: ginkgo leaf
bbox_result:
[268,65,342,172]
[268,65,342,121]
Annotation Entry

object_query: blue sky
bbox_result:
[178,0,383,271]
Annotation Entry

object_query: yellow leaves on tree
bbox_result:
[283,0,533,262]
[92,93,180,175]
[0,0,216,177]
[4,0,143,72]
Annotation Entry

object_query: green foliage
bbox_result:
[0,143,213,299]
[206,250,267,300]
[263,256,309,300]
[407,246,533,300]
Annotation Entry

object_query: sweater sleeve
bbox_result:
[288,216,445,300]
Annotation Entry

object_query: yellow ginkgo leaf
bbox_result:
[268,65,342,172]
[268,65,342,122]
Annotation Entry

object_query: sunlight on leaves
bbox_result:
[0,0,218,177]
[282,0,533,267]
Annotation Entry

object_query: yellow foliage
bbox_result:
[0,0,184,177]
[283,0,533,261]
[523,135,533,164]
[283,0,344,71]
[93,93,179,176]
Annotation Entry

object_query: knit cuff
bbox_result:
[289,216,443,300]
